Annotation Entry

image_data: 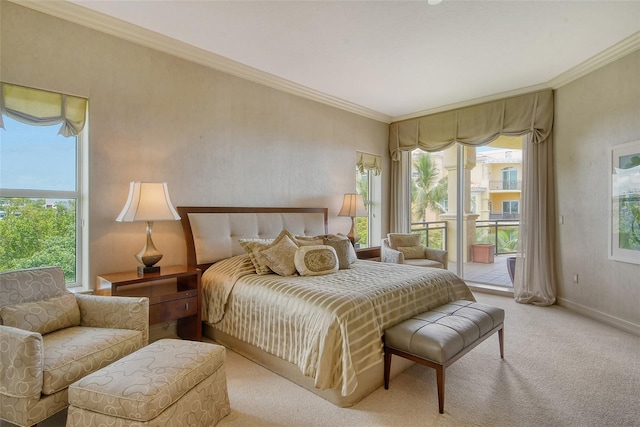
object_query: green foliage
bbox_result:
[0,198,76,282]
[475,226,519,254]
[411,152,447,222]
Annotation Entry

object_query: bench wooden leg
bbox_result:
[384,348,392,389]
[498,326,504,358]
[436,365,445,414]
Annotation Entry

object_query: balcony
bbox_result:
[488,180,521,191]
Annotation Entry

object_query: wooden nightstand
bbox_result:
[97,265,202,341]
[356,246,381,262]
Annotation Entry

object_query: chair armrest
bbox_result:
[425,248,448,270]
[0,325,43,398]
[76,294,150,345]
[381,240,405,264]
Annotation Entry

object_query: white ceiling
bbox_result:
[19,0,640,122]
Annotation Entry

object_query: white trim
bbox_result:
[557,296,640,337]
[10,2,640,124]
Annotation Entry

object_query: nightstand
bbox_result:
[356,246,381,261]
[97,265,202,341]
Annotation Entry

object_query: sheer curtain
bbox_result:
[388,90,556,305]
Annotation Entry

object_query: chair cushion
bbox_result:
[397,245,425,260]
[0,266,67,309]
[41,326,144,395]
[1,293,80,334]
[405,258,444,269]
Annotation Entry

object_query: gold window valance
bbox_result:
[356,151,382,175]
[389,90,553,158]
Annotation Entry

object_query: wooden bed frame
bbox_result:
[177,206,413,407]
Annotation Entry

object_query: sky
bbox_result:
[0,116,77,192]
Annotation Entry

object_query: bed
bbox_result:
[178,206,475,407]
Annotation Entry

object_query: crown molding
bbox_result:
[548,31,640,89]
[10,0,392,123]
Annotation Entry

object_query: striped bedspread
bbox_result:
[202,255,475,396]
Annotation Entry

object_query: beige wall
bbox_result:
[555,49,640,334]
[0,2,389,287]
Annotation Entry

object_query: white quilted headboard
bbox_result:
[178,207,328,270]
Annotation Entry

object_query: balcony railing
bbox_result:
[489,180,521,190]
[410,219,520,255]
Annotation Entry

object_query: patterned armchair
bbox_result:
[381,234,448,269]
[0,266,149,427]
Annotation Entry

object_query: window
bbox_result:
[355,152,382,248]
[0,83,87,286]
[502,200,519,215]
[502,166,518,190]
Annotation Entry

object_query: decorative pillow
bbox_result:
[239,229,296,275]
[335,233,358,264]
[323,235,356,269]
[397,245,426,260]
[261,235,299,276]
[0,293,80,335]
[239,238,275,274]
[294,235,326,246]
[295,245,339,276]
[388,233,421,250]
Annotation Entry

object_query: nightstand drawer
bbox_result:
[150,296,198,324]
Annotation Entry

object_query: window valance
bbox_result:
[389,90,553,159]
[0,83,87,137]
[356,151,382,175]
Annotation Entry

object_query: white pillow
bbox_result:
[294,245,339,276]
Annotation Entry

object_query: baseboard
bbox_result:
[556,297,640,337]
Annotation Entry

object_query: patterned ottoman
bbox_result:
[66,339,230,426]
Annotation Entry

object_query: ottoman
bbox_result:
[66,339,230,426]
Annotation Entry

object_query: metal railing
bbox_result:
[410,221,448,251]
[409,219,520,255]
[475,219,520,255]
[489,180,522,190]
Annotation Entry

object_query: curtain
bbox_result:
[356,151,382,176]
[390,151,412,233]
[0,83,87,136]
[388,90,557,305]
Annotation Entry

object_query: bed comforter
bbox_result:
[202,254,475,396]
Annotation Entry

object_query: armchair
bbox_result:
[381,234,448,269]
[0,266,149,427]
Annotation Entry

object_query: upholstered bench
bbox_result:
[384,300,504,414]
[66,339,230,426]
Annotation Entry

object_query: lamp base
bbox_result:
[137,265,161,275]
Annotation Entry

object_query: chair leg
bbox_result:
[384,349,392,389]
[498,327,504,358]
[436,365,445,414]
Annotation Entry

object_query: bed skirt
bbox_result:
[203,323,414,407]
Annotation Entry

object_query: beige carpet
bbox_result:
[4,293,639,427]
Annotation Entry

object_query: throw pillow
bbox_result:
[0,293,80,335]
[294,235,326,246]
[397,245,426,260]
[239,238,275,274]
[388,233,421,250]
[294,245,339,276]
[261,234,299,276]
[323,235,355,269]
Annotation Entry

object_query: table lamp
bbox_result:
[338,193,367,245]
[116,181,180,274]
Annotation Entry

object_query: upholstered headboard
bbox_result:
[178,207,328,271]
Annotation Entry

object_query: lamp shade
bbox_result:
[338,193,367,218]
[116,182,180,222]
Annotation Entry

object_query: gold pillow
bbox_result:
[262,234,299,276]
[388,233,421,250]
[239,229,296,274]
[294,245,339,276]
[397,245,426,260]
[294,235,326,246]
[323,235,356,269]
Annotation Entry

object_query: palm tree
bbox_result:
[411,152,447,222]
